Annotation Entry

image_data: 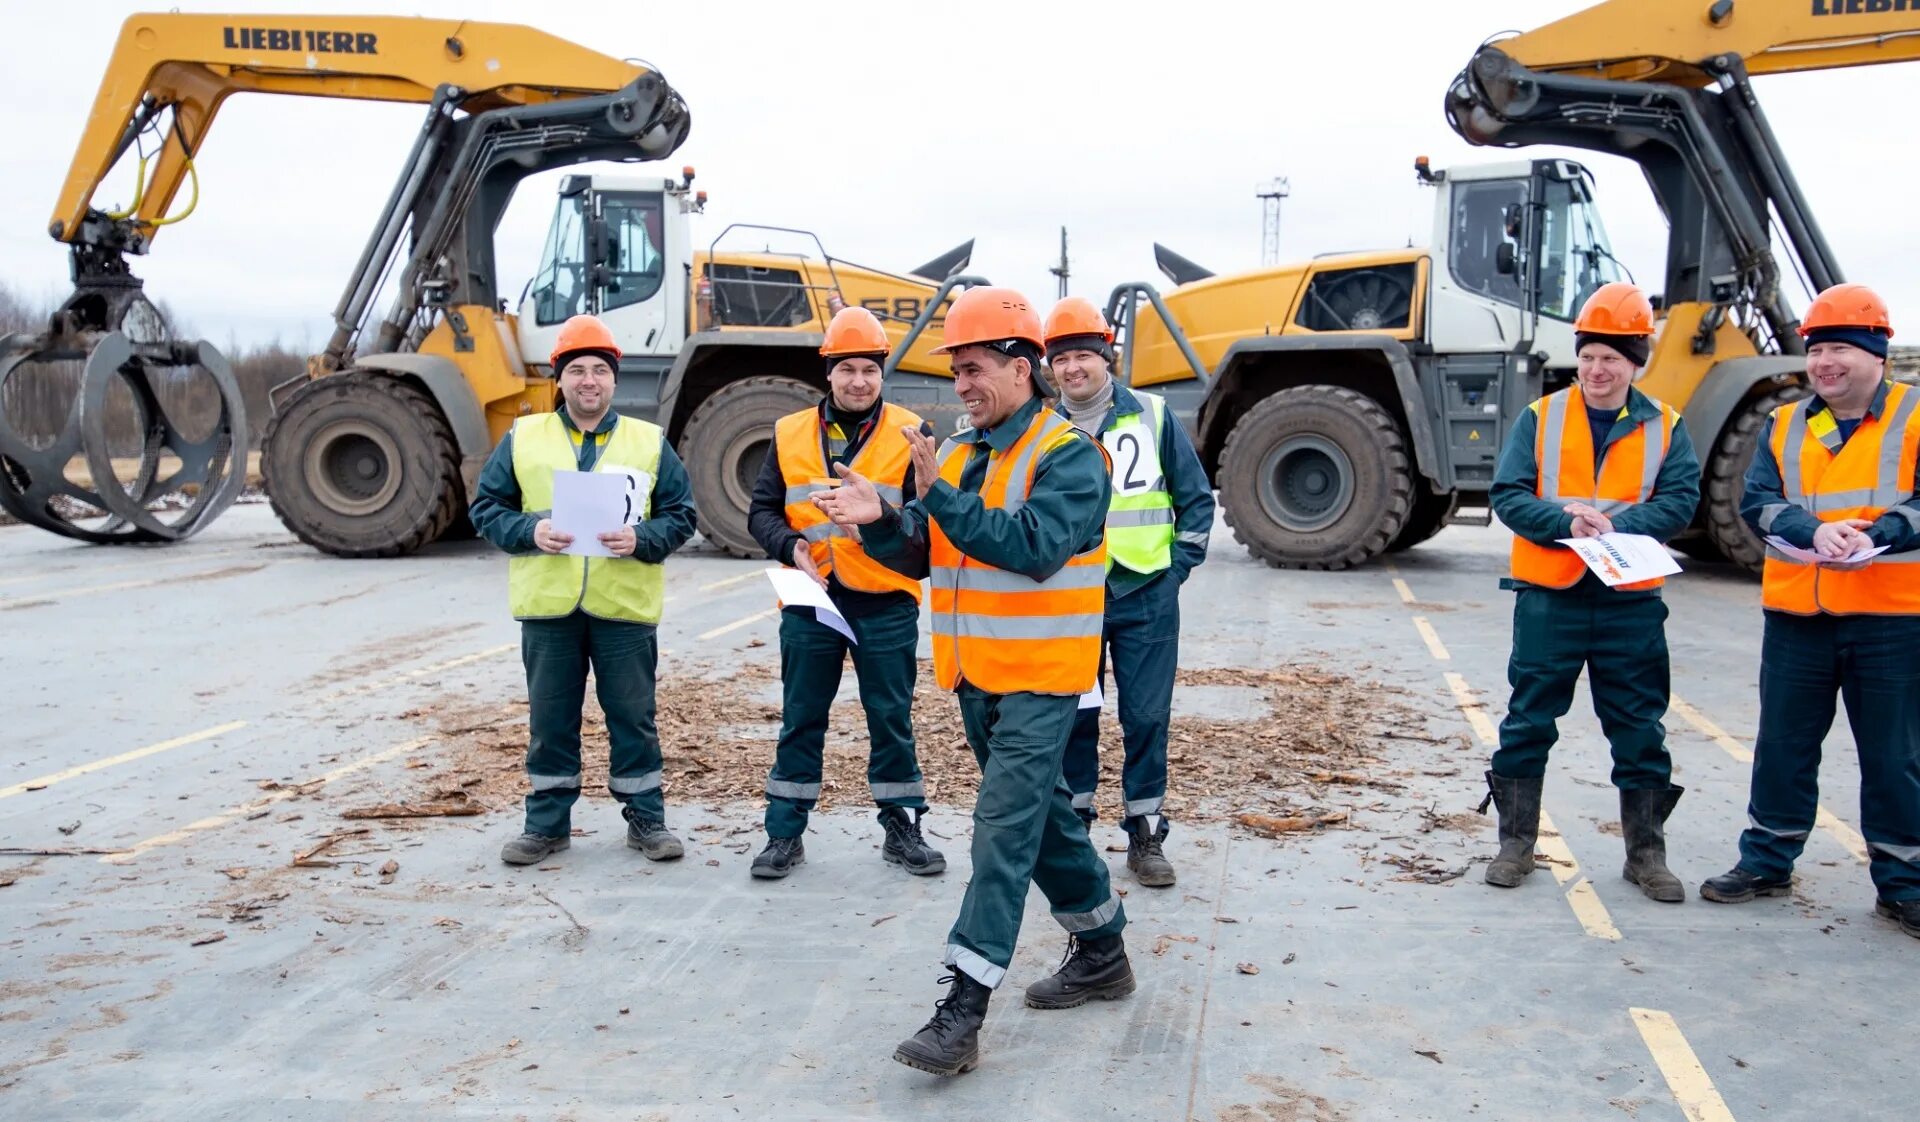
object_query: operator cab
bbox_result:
[516,171,703,411]
[1426,158,1629,387]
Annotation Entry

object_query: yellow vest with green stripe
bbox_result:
[1100,391,1176,574]
[508,412,666,623]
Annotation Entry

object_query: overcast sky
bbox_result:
[2,0,1912,349]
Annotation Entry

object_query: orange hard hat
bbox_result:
[1799,283,1893,339]
[820,306,892,357]
[1573,282,1656,336]
[550,314,622,369]
[1043,296,1113,345]
[930,286,1044,354]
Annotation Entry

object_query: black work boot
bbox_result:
[500,832,569,866]
[1478,770,1543,888]
[879,807,946,875]
[1874,898,1920,939]
[623,808,684,861]
[893,972,992,1076]
[1699,866,1793,903]
[1125,816,1176,887]
[1620,785,1686,903]
[1024,933,1136,1010]
[750,835,805,879]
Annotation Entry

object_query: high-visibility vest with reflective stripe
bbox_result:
[1100,391,1176,575]
[775,402,924,602]
[508,412,666,623]
[1509,386,1678,592]
[1761,380,1920,616]
[928,409,1107,695]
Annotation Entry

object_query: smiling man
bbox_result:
[468,314,697,867]
[1483,282,1701,903]
[1702,284,1920,941]
[809,285,1131,1078]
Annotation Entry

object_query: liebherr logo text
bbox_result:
[1811,0,1917,13]
[222,27,379,54]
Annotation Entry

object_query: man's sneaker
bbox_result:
[751,835,806,879]
[880,807,946,875]
[1125,816,1176,888]
[1875,897,1920,939]
[624,810,684,861]
[500,832,569,866]
[1698,866,1792,903]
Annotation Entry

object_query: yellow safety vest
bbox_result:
[1099,391,1175,574]
[508,411,667,623]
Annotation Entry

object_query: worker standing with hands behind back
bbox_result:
[744,306,942,880]
[1482,282,1701,902]
[811,286,1131,1078]
[469,314,698,867]
[1044,296,1215,888]
[1701,283,1920,940]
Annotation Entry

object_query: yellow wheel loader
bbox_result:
[5,13,975,558]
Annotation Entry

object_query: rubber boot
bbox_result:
[1024,933,1136,1009]
[892,972,992,1077]
[1125,816,1176,887]
[879,807,946,875]
[1478,770,1542,888]
[1620,786,1685,903]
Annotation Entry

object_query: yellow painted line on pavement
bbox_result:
[317,643,519,703]
[104,736,436,863]
[1412,617,1450,661]
[0,545,252,588]
[699,568,768,592]
[1670,692,1869,866]
[0,721,249,800]
[1538,810,1624,941]
[0,575,168,610]
[1630,1008,1738,1122]
[1445,672,1500,746]
[697,608,777,642]
[1392,578,1416,605]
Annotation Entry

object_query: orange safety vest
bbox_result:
[928,408,1107,695]
[1761,380,1920,616]
[1510,385,1678,592]
[775,401,924,602]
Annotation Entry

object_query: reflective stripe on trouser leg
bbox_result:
[848,599,926,809]
[766,609,848,837]
[1738,611,1839,880]
[1835,614,1920,899]
[1033,770,1127,937]
[589,616,666,822]
[1492,588,1587,780]
[522,614,590,837]
[948,687,1113,980]
[1110,572,1177,822]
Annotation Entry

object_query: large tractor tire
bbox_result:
[1387,480,1459,553]
[1219,384,1413,570]
[1700,384,1806,575]
[263,371,463,558]
[680,375,818,558]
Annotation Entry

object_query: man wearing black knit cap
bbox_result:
[1483,282,1701,904]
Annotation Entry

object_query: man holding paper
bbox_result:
[810,286,1131,1078]
[743,306,942,880]
[469,315,697,867]
[1483,283,1701,902]
[1701,283,1920,940]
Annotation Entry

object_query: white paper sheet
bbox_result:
[1552,532,1683,587]
[1077,684,1103,711]
[551,470,631,558]
[765,566,857,644]
[1763,535,1890,566]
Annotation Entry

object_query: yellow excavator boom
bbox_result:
[1497,0,1920,84]
[53,12,655,246]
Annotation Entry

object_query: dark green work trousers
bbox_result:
[520,612,664,837]
[946,684,1126,989]
[1493,587,1673,789]
[764,601,926,838]
[1738,611,1920,900]
[1063,569,1179,823]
